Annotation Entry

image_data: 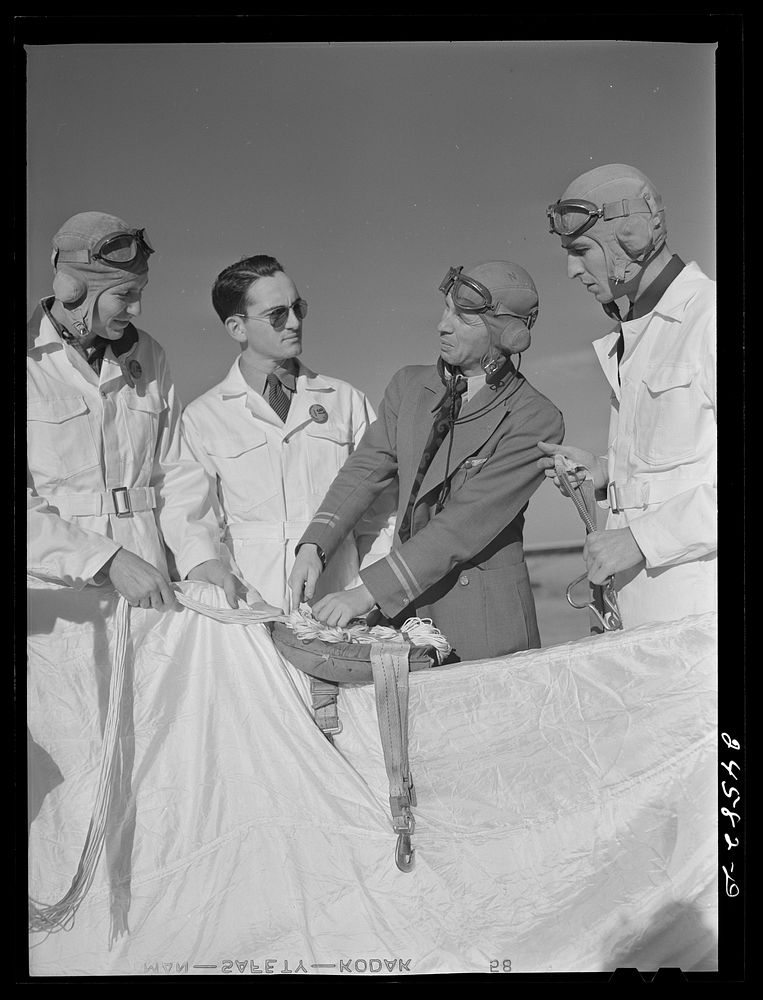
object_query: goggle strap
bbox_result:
[601,197,652,222]
[54,249,93,264]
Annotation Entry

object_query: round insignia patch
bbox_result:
[309,404,328,424]
[127,359,143,381]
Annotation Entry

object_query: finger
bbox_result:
[158,578,176,611]
[326,607,344,628]
[536,440,565,454]
[311,596,328,619]
[287,573,301,607]
[139,596,151,610]
[222,575,239,609]
[304,569,317,602]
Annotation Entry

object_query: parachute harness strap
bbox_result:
[556,465,623,632]
[29,597,131,938]
[370,643,416,874]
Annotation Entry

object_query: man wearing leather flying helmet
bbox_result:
[538,164,717,627]
[289,260,563,662]
[27,211,244,612]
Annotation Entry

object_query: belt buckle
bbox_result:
[607,481,620,513]
[111,486,132,517]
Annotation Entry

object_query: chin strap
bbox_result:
[602,301,624,322]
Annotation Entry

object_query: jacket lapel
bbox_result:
[416,374,519,500]
[397,368,446,503]
[592,329,622,400]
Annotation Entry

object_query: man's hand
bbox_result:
[584,528,645,585]
[288,544,324,608]
[311,584,376,628]
[105,549,176,611]
[187,558,247,609]
[537,440,608,492]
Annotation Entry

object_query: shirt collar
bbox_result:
[627,254,686,322]
[219,355,318,398]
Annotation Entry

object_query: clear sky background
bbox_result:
[26,40,716,545]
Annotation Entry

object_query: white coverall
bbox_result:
[592,262,716,627]
[27,304,222,587]
[182,357,396,611]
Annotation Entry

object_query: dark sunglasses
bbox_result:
[236,298,308,331]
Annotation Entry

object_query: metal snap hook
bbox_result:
[395,832,415,873]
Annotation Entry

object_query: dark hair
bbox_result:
[211,254,285,323]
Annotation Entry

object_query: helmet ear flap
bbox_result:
[614,214,653,259]
[52,268,87,306]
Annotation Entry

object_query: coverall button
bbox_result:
[458,573,469,586]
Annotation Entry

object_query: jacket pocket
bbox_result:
[306,419,353,496]
[27,395,100,482]
[633,362,701,466]
[206,428,278,513]
[450,454,488,493]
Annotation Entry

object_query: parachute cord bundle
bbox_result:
[283,608,451,664]
[29,597,131,937]
[174,590,452,664]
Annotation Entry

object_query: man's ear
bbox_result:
[224,315,247,345]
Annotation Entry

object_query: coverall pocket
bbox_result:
[123,387,165,472]
[306,420,353,496]
[206,431,279,514]
[27,395,100,482]
[633,363,701,466]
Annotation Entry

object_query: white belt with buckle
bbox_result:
[607,478,711,513]
[50,486,157,517]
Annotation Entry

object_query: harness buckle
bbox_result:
[607,481,620,513]
[390,798,415,835]
[111,486,132,518]
[320,722,343,737]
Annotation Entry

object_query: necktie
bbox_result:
[398,377,468,544]
[266,372,291,423]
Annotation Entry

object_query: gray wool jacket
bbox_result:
[300,363,564,662]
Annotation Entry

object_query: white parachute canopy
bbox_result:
[27,580,717,976]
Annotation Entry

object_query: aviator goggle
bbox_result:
[235,298,308,332]
[54,228,155,268]
[439,266,537,329]
[547,198,654,241]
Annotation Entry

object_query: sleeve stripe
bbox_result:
[386,550,420,602]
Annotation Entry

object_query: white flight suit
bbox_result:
[27,303,222,587]
[182,357,397,611]
[592,262,716,627]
